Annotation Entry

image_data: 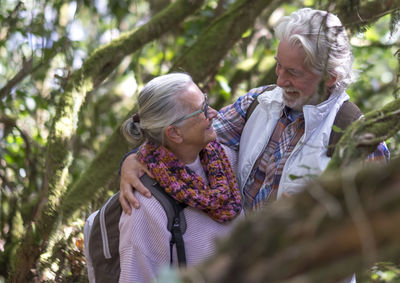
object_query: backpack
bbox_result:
[83,174,187,283]
[245,85,362,157]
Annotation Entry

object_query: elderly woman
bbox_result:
[118,73,242,283]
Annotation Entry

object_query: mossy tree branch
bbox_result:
[327,98,400,171]
[334,0,400,30]
[171,0,285,84]
[60,118,133,220]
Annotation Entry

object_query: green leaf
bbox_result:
[289,174,302,180]
[241,28,251,38]
[331,125,344,133]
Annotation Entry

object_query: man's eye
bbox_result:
[289,70,302,77]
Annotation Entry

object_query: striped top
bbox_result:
[119,144,242,283]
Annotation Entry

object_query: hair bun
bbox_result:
[132,113,140,123]
[130,119,143,139]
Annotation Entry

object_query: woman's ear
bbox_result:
[164,125,183,144]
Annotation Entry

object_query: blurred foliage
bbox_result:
[359,262,400,283]
[0,0,399,281]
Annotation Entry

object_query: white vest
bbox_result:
[237,86,349,199]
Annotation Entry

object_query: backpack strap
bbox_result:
[245,98,260,122]
[327,100,363,157]
[89,192,122,283]
[140,175,187,266]
[169,202,187,266]
[244,85,277,122]
[98,193,121,259]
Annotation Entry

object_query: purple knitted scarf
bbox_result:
[137,141,242,223]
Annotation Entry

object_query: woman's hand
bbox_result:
[119,153,154,214]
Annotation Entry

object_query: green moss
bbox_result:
[327,98,400,171]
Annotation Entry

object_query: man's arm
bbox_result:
[214,85,270,151]
[367,141,390,163]
[119,153,154,214]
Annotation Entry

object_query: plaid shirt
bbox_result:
[214,86,390,211]
[214,86,271,151]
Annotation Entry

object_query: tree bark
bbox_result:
[335,0,400,30]
[60,122,132,219]
[8,1,205,281]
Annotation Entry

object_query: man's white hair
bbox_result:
[274,8,355,91]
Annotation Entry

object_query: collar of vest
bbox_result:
[302,89,349,133]
[258,86,349,132]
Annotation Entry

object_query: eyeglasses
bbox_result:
[171,93,208,125]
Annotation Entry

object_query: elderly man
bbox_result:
[119,8,388,213]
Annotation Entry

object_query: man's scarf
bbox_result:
[138,141,242,223]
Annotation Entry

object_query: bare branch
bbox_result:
[0,57,33,99]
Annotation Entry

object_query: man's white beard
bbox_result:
[282,88,321,111]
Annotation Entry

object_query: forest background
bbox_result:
[1,0,400,282]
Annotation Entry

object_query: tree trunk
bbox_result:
[60,124,132,219]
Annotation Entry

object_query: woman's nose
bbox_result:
[208,106,218,119]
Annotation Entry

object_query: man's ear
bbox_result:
[325,75,337,88]
[164,125,183,144]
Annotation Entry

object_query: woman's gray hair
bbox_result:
[122,73,193,147]
[274,8,355,91]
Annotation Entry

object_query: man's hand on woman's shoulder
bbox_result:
[120,153,154,214]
